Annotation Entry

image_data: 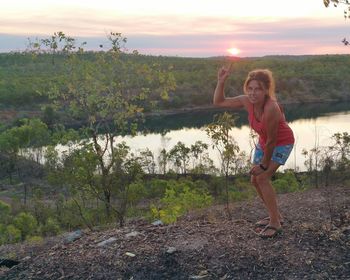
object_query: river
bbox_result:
[113,101,350,172]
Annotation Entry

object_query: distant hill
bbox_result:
[1,53,350,111]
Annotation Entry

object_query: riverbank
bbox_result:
[1,99,349,124]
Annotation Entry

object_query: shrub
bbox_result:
[147,179,169,199]
[26,235,43,244]
[0,200,11,224]
[3,225,21,244]
[40,217,61,236]
[150,181,213,224]
[273,171,299,193]
[127,181,147,206]
[14,212,38,241]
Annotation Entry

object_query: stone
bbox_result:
[97,237,117,247]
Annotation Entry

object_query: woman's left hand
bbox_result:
[249,165,265,176]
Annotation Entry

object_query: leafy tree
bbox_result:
[190,141,209,169]
[206,112,240,214]
[30,32,175,226]
[138,148,156,174]
[329,132,350,169]
[157,148,169,174]
[169,141,191,174]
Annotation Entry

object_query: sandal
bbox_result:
[255,217,284,227]
[258,225,283,239]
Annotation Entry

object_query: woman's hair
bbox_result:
[243,69,276,100]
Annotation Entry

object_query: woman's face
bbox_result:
[246,80,267,104]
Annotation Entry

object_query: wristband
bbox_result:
[259,164,268,171]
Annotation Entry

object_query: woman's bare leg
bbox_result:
[255,162,282,236]
[251,175,265,203]
[251,168,283,225]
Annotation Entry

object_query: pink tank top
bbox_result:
[248,101,294,149]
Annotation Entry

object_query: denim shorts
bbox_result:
[252,143,294,166]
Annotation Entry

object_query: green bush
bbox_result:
[26,235,43,244]
[147,179,169,198]
[150,181,213,224]
[127,181,147,206]
[273,171,300,193]
[0,200,11,224]
[226,177,255,202]
[14,212,38,241]
[40,217,61,236]
[3,225,21,244]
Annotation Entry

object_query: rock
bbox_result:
[21,256,31,262]
[97,237,117,247]
[64,229,82,244]
[125,252,136,257]
[151,220,164,226]
[166,247,177,254]
[125,231,140,238]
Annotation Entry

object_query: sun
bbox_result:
[227,47,240,56]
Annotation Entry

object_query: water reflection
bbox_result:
[141,101,350,133]
[119,102,350,172]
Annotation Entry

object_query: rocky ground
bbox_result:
[1,185,349,280]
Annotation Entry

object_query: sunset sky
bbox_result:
[1,0,349,57]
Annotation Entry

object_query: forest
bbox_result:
[0,32,349,247]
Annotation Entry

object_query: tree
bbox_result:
[138,148,156,174]
[30,32,175,226]
[206,112,240,214]
[329,132,350,169]
[190,141,208,169]
[323,0,350,45]
[158,148,169,174]
[169,141,191,174]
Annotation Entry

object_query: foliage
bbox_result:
[147,179,169,199]
[26,235,44,244]
[206,112,247,213]
[227,177,256,202]
[329,132,350,169]
[40,217,61,237]
[27,31,175,227]
[150,179,212,224]
[0,200,11,224]
[323,0,350,44]
[13,212,38,241]
[169,141,191,174]
[127,181,147,206]
[272,171,300,193]
[1,225,21,244]
[2,52,350,111]
[206,113,242,176]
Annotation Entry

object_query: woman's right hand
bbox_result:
[217,65,232,84]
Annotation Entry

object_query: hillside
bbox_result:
[1,185,349,279]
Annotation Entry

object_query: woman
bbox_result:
[213,67,294,238]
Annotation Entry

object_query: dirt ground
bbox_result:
[1,185,349,280]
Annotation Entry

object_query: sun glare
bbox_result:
[227,47,240,56]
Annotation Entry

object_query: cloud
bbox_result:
[0,17,349,57]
